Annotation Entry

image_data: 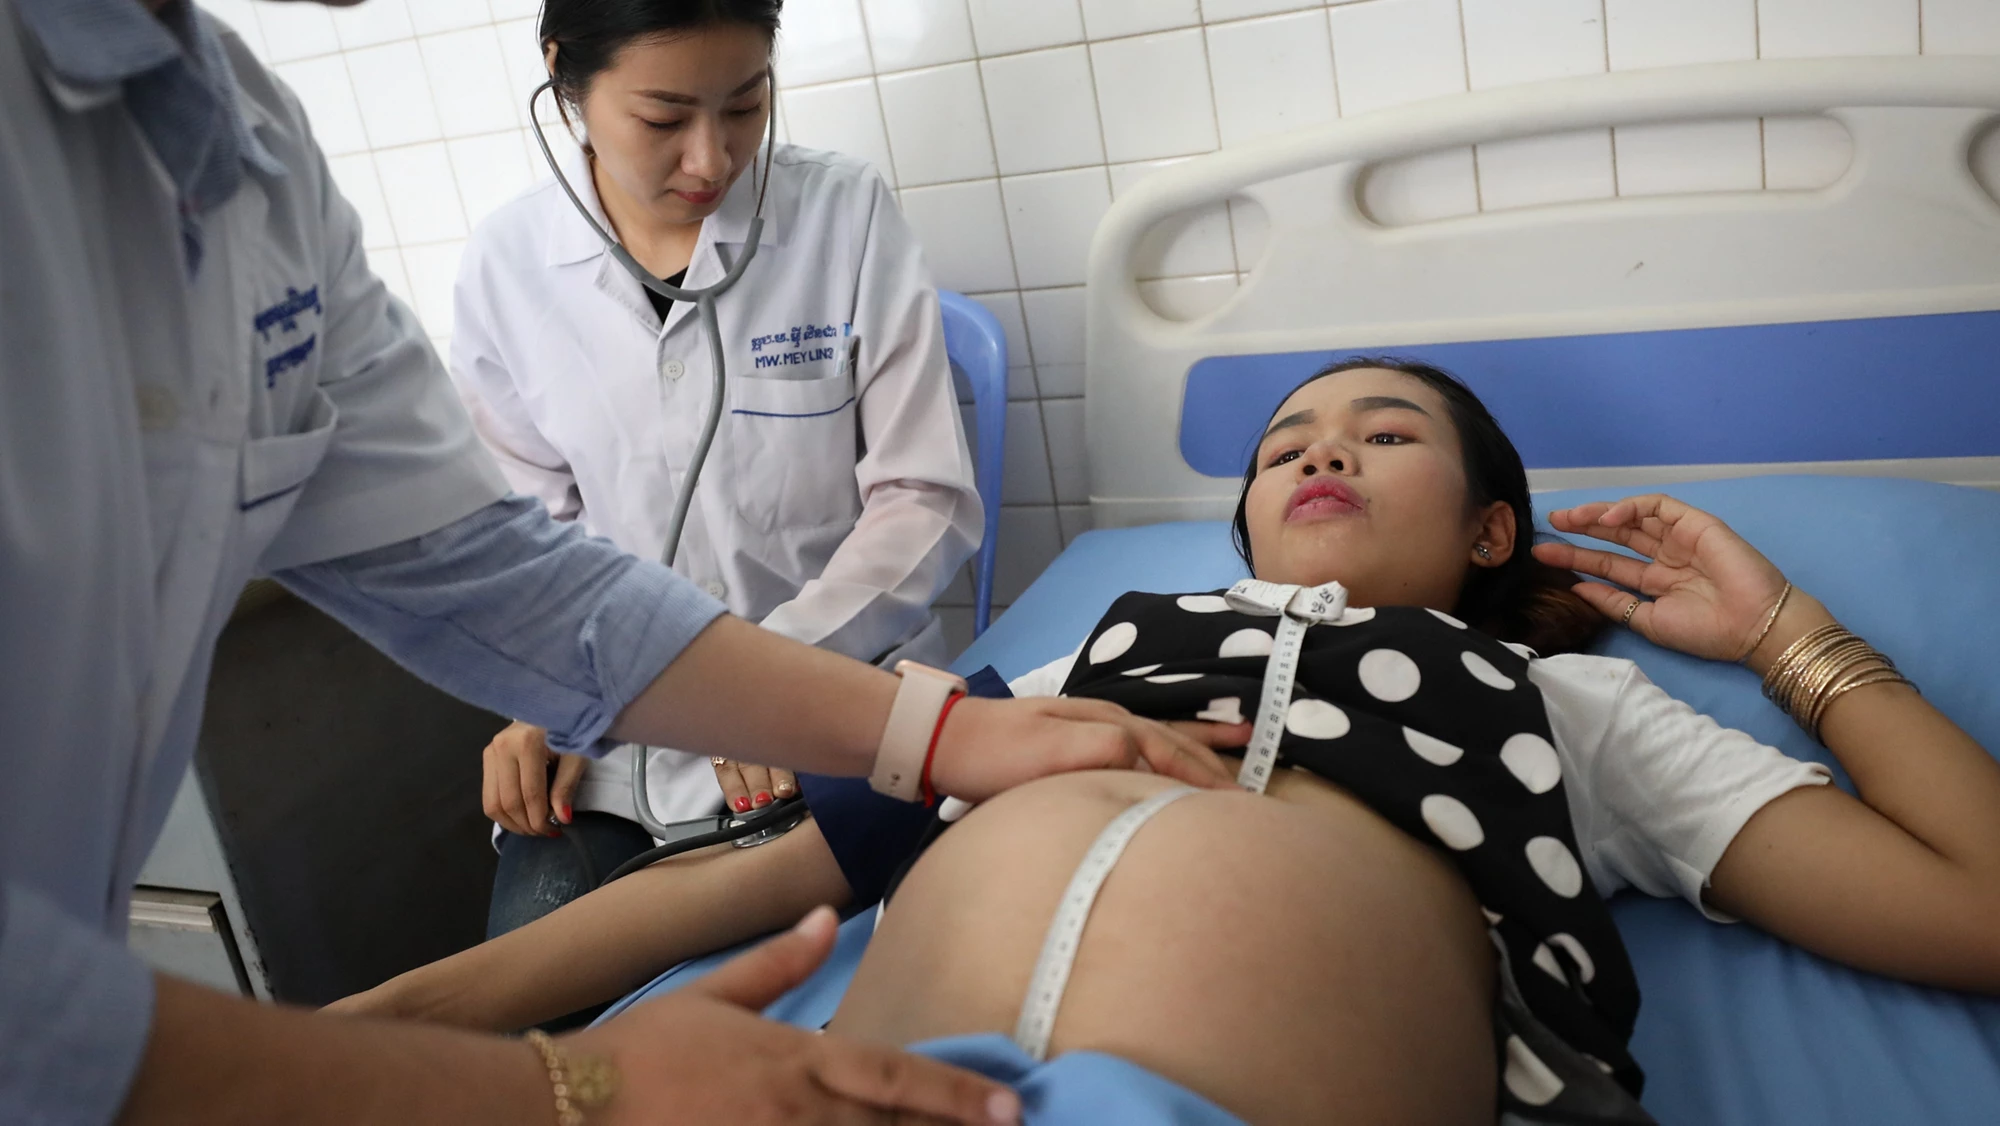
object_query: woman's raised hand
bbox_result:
[1533,494,1790,663]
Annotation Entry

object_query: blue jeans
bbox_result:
[486,812,656,1030]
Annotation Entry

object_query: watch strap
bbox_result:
[870,661,968,801]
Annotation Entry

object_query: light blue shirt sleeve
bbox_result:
[278,495,728,755]
[0,884,155,1126]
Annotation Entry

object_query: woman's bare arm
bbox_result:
[1704,589,2000,991]
[1541,496,2000,993]
[329,818,851,1032]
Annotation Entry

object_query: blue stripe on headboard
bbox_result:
[1179,310,2000,478]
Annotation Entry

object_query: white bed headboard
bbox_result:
[1084,57,2000,527]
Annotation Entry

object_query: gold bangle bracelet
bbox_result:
[525,1030,619,1126]
[1758,616,1914,741]
[1769,640,1841,718]
[1794,646,1877,727]
[1740,581,1794,664]
[1763,623,1846,704]
[1776,634,1866,713]
[1791,641,1872,714]
[1806,668,1908,739]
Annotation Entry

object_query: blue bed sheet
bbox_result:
[605,475,2000,1125]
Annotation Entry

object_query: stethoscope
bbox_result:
[529,76,807,853]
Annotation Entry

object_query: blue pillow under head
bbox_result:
[956,474,2000,1126]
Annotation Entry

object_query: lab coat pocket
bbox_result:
[726,370,862,533]
[238,388,338,565]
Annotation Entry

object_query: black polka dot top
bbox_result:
[1060,590,1649,1115]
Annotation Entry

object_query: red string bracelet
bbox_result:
[919,691,967,808]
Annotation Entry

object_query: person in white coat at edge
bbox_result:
[0,1,1241,1123]
[458,0,981,961]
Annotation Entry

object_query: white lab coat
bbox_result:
[452,141,981,824]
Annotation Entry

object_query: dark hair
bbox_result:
[539,0,784,110]
[1229,357,1604,656]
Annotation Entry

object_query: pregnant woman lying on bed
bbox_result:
[332,359,2000,1125]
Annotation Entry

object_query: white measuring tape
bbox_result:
[1225,579,1349,795]
[1012,785,1198,1061]
[1010,581,1350,1060]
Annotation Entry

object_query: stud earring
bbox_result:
[1475,544,1493,560]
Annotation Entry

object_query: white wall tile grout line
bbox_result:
[1600,0,1621,198]
[1456,0,1487,213]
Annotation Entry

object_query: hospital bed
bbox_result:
[605,56,2000,1123]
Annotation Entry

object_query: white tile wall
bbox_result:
[1924,0,2000,53]
[420,27,519,140]
[864,0,978,71]
[1605,0,1756,69]
[876,62,996,185]
[1083,0,1203,40]
[373,143,469,244]
[898,178,1018,291]
[1329,0,1468,117]
[1040,397,1089,504]
[1002,400,1057,504]
[1759,0,1920,58]
[448,132,538,227]
[782,79,899,185]
[966,0,1085,56]
[329,0,412,50]
[347,41,445,148]
[219,0,1994,656]
[274,55,369,155]
[1001,168,1114,288]
[413,0,496,36]
[775,0,875,86]
[254,2,339,63]
[980,47,1105,174]
[1206,10,1341,147]
[1090,30,1220,163]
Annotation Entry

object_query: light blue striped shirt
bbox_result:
[1,4,726,1123]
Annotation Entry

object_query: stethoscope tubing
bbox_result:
[527,77,782,839]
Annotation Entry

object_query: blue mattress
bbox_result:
[605,475,2000,1124]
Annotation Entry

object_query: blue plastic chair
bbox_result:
[938,291,1007,636]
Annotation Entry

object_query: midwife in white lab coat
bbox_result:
[453,0,980,940]
[0,1,1237,1122]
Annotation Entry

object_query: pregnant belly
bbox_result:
[831,768,1499,1125]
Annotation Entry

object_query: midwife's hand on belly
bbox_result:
[928,696,1247,802]
[572,906,1022,1125]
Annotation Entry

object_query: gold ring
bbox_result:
[710,757,728,767]
[1622,598,1642,625]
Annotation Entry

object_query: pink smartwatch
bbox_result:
[869,661,968,802]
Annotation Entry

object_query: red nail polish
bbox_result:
[560,804,572,823]
[732,796,753,813]
[753,791,772,807]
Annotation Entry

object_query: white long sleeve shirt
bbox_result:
[451,141,980,823]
